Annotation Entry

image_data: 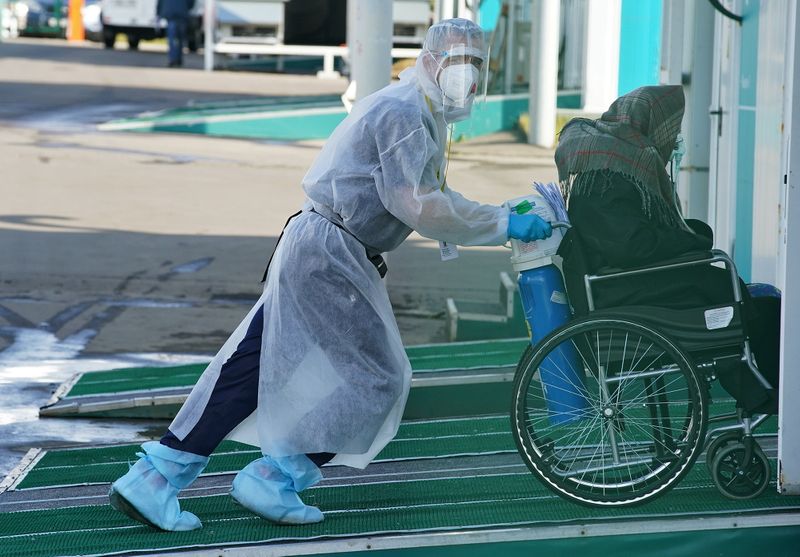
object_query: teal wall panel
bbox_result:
[736,109,756,281]
[121,94,583,143]
[452,96,528,141]
[734,0,761,281]
[618,0,662,95]
[739,0,761,107]
[144,111,347,141]
[478,0,501,31]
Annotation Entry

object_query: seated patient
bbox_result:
[554,85,780,414]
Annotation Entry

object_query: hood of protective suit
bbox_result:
[400,66,442,116]
[414,56,444,109]
[414,18,487,123]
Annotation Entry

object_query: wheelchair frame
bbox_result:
[511,248,777,507]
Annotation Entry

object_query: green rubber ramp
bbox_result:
[2,411,796,557]
[40,339,529,420]
[12,415,516,491]
[9,405,779,492]
[1,455,799,557]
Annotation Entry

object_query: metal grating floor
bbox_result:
[1,414,798,557]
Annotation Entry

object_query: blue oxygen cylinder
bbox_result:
[505,189,588,426]
[517,264,588,425]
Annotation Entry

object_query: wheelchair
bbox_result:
[511,247,778,507]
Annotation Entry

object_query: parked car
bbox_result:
[15,0,68,37]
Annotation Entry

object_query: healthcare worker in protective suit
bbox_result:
[108,18,552,531]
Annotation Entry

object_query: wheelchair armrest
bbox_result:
[583,249,744,311]
[595,250,714,277]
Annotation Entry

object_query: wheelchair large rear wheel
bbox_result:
[512,317,708,507]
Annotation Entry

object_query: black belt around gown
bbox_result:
[261,209,388,282]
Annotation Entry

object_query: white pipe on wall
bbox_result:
[528,0,560,147]
[438,0,456,21]
[203,0,216,71]
[582,0,621,112]
[503,0,517,95]
[348,0,394,101]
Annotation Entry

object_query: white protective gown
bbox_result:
[168,67,510,469]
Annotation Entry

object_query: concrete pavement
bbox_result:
[0,36,558,355]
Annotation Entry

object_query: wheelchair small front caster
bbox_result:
[711,441,770,499]
[705,431,741,473]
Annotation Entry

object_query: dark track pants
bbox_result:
[160,305,335,467]
[166,18,187,66]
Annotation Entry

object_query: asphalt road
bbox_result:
[0,36,558,477]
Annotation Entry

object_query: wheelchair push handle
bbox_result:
[550,221,571,231]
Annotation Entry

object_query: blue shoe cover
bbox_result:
[109,441,209,531]
[230,455,323,525]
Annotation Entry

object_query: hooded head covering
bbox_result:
[555,85,688,230]
[414,18,487,116]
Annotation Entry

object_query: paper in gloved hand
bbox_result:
[533,181,569,223]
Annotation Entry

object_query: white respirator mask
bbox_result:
[438,64,479,123]
[439,64,480,107]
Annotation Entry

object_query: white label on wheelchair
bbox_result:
[704,306,734,330]
[550,290,568,304]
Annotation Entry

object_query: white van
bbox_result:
[100,0,202,51]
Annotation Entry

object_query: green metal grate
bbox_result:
[18,402,779,491]
[65,339,529,398]
[16,416,516,490]
[67,364,206,397]
[1,461,798,557]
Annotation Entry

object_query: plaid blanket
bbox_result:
[555,85,689,230]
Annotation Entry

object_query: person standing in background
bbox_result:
[157,0,194,67]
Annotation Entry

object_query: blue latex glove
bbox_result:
[507,213,553,242]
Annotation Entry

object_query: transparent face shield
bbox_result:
[668,133,686,215]
[435,44,489,124]
[668,133,685,187]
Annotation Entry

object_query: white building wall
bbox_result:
[678,0,714,221]
[751,0,789,286]
[660,0,685,86]
[560,0,586,92]
[778,0,800,494]
[661,0,714,221]
[707,4,741,255]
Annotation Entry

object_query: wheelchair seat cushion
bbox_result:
[585,304,745,355]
